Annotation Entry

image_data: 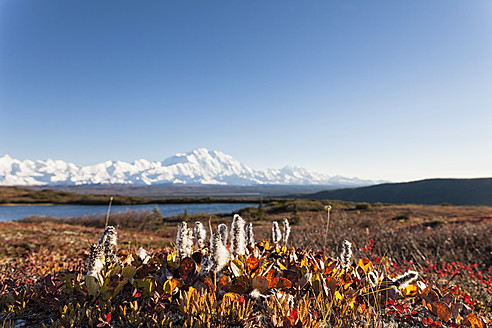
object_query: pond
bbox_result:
[0,203,257,222]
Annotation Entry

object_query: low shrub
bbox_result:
[355,202,371,210]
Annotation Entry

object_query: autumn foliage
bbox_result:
[0,214,490,327]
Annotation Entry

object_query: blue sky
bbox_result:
[1,0,491,182]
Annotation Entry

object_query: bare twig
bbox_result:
[323,205,332,250]
[105,196,114,227]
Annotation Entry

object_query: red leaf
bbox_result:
[105,313,111,323]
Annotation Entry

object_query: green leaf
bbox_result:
[312,273,323,296]
[112,279,128,298]
[106,264,122,277]
[85,275,100,296]
[122,266,137,279]
[100,277,110,294]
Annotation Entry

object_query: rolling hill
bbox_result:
[298,178,492,206]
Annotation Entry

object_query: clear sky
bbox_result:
[1,0,491,182]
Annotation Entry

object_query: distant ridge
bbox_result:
[298,178,492,206]
[0,148,381,187]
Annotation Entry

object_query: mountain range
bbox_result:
[0,148,380,187]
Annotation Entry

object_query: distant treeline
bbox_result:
[0,186,262,205]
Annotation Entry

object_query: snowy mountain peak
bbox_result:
[0,149,380,187]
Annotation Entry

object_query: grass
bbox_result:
[1,201,491,327]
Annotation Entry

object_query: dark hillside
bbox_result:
[298,178,492,205]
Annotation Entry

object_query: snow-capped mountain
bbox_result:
[0,148,379,187]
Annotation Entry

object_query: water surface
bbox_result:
[0,203,257,222]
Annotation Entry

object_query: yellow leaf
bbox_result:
[349,297,356,310]
[401,283,418,297]
[357,258,373,274]
[163,279,179,295]
[223,292,239,301]
[334,290,343,301]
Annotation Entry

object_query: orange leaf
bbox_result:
[178,257,196,281]
[246,256,259,273]
[464,313,483,328]
[309,259,320,272]
[422,316,434,325]
[217,275,231,291]
[204,277,215,294]
[276,277,292,289]
[266,268,278,289]
[430,301,451,322]
[270,276,280,289]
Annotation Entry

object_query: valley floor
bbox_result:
[1,201,491,326]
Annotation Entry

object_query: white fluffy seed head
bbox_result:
[186,227,194,256]
[246,222,255,248]
[194,222,207,250]
[272,221,282,244]
[198,255,211,277]
[86,244,105,277]
[210,232,230,274]
[340,240,352,269]
[282,218,291,246]
[98,226,118,253]
[87,226,125,274]
[230,214,246,256]
[394,270,419,288]
[218,223,228,247]
[176,222,192,258]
